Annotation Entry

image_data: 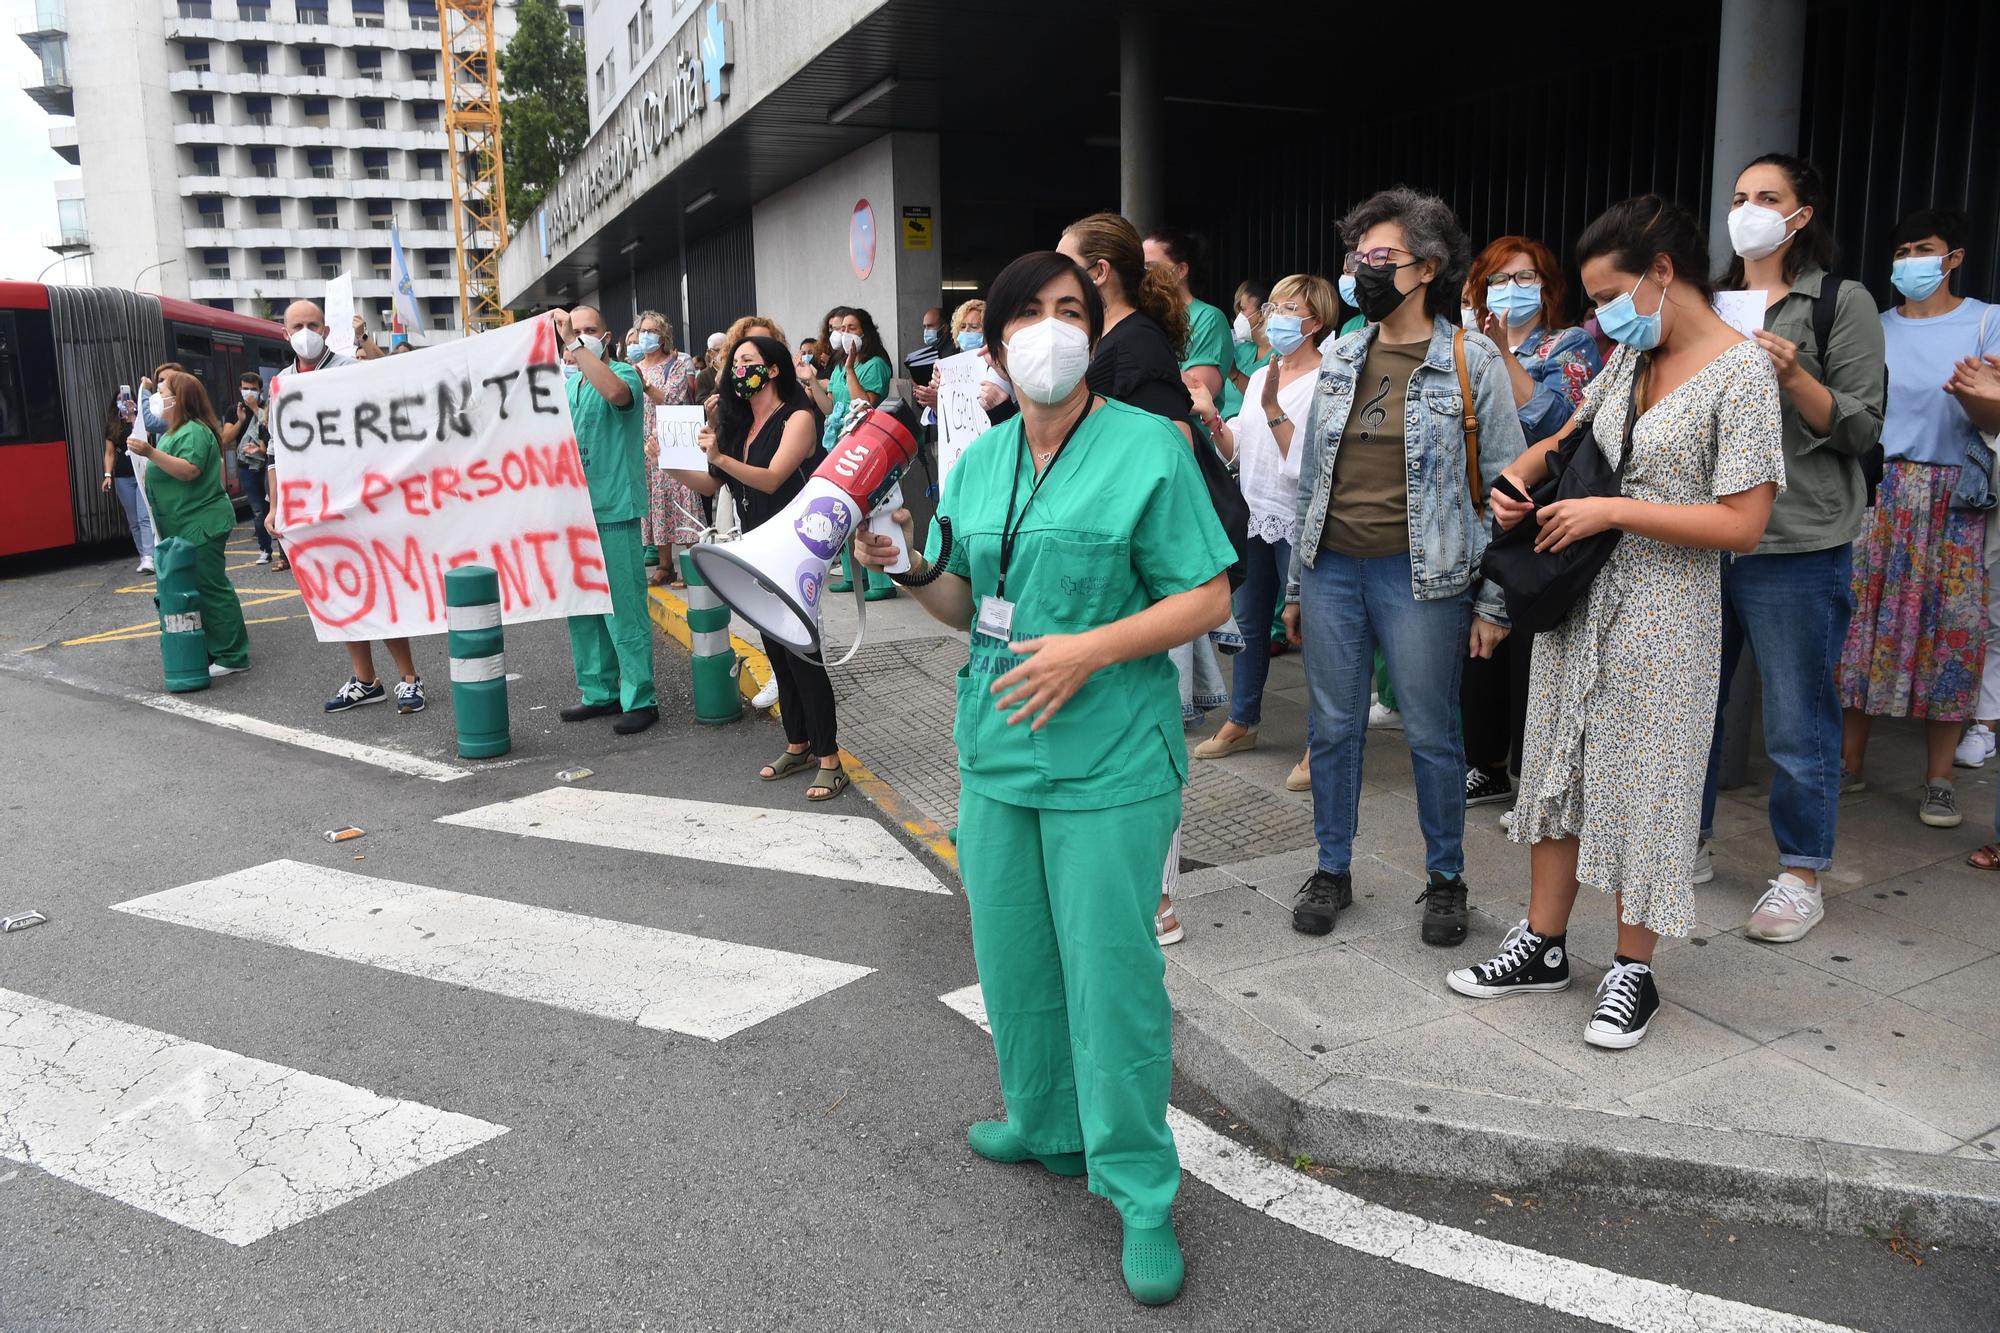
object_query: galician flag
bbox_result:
[389,222,429,342]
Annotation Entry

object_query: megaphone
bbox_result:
[689,398,921,661]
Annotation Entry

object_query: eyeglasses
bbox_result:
[1343,247,1414,274]
[1258,300,1307,318]
[1484,269,1542,288]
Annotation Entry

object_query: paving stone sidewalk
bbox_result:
[811,592,2000,1237]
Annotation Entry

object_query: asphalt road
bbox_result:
[1,533,1996,1332]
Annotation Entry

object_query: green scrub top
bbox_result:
[823,354,891,450]
[926,397,1236,812]
[144,421,236,545]
[567,360,647,524]
[1224,339,1272,419]
[1182,297,1231,385]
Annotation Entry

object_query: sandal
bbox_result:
[1968,845,2000,871]
[760,749,814,781]
[806,765,849,801]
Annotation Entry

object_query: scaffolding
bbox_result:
[439,0,511,333]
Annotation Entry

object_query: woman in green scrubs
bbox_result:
[126,371,250,675]
[855,251,1234,1305]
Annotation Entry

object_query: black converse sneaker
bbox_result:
[1415,872,1469,947]
[1584,957,1660,1049]
[1445,920,1570,998]
[1291,870,1353,936]
[1464,766,1513,807]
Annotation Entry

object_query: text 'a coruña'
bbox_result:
[274,363,567,452]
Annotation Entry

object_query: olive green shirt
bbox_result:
[1739,266,1886,553]
[143,421,237,545]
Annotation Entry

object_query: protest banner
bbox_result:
[933,350,990,486]
[656,405,708,470]
[268,314,614,642]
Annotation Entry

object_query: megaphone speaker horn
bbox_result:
[688,404,921,659]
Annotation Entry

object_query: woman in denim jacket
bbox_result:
[1280,188,1527,948]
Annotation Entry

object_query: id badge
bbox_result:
[975,595,1016,643]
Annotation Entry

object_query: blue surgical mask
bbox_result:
[1265,314,1309,356]
[1890,255,1947,302]
[956,329,984,352]
[561,360,582,381]
[636,331,662,355]
[1595,273,1663,352]
[1338,274,1359,309]
[1488,282,1544,327]
[922,326,939,347]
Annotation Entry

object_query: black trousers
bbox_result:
[763,633,840,759]
[1460,633,1533,777]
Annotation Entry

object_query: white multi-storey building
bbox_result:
[17,0,571,340]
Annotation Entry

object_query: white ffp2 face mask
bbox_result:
[290,327,326,361]
[1728,202,1804,261]
[1003,317,1092,405]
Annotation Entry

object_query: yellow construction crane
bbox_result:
[440,0,511,333]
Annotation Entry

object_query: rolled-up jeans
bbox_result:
[1300,549,1471,877]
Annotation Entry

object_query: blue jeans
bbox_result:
[111,475,154,560]
[1700,545,1852,870]
[240,465,272,554]
[1228,535,1291,728]
[1300,549,1471,877]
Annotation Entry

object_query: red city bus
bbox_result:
[0,282,291,558]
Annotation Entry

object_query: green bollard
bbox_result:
[152,535,209,693]
[679,550,743,725]
[444,565,510,759]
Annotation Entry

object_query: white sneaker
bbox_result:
[136,558,154,574]
[1692,842,1714,885]
[752,677,780,710]
[207,662,248,677]
[1367,701,1403,730]
[254,551,271,565]
[1744,873,1824,943]
[1955,723,1995,769]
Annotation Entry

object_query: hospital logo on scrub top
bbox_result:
[793,497,852,560]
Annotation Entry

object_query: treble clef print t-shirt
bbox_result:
[1321,337,1426,558]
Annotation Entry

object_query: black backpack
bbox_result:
[1808,279,1887,506]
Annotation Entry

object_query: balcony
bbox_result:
[166,67,441,105]
[47,123,78,165]
[182,226,476,253]
[175,172,452,202]
[161,11,494,51]
[43,227,90,255]
[24,60,72,116]
[17,1,65,51]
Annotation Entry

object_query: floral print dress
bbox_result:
[1512,341,1785,937]
[642,351,703,555]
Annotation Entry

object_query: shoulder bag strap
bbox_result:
[1454,326,1484,514]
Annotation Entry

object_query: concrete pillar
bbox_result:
[1708,0,1808,271]
[1119,10,1163,234]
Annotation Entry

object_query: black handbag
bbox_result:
[1482,359,1642,634]
[1191,419,1250,590]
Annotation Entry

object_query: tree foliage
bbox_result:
[499,0,587,225]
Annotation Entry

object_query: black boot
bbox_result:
[1291,870,1353,935]
[560,701,620,722]
[612,705,659,735]
[1416,872,1470,946]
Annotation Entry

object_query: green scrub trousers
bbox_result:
[566,516,656,711]
[191,532,251,669]
[957,785,1183,1227]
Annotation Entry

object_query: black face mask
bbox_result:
[1352,262,1418,323]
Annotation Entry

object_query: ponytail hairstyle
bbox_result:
[1720,153,1838,290]
[1576,194,1716,302]
[1061,211,1190,358]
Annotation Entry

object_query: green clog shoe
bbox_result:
[1121,1220,1184,1305]
[965,1120,1085,1177]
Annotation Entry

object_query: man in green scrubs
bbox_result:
[557,305,658,734]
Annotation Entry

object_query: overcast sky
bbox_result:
[0,0,86,284]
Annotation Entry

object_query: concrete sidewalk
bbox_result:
[676,585,2000,1241]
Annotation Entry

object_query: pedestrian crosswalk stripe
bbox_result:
[437,786,949,895]
[935,987,1857,1333]
[0,987,505,1247]
[113,860,874,1041]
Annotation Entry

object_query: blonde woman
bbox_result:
[631,310,701,587]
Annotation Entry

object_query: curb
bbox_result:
[1166,965,2000,1245]
[646,586,960,876]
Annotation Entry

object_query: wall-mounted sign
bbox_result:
[540,1,735,251]
[900,205,931,251]
[851,200,877,280]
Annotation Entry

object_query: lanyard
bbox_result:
[996,396,1094,600]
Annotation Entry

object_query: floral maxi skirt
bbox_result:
[1838,458,1987,721]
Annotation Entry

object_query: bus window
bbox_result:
[0,310,62,447]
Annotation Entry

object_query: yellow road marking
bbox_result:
[61,614,299,647]
[60,590,303,647]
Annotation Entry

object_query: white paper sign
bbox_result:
[325,272,357,357]
[266,314,613,642]
[655,404,708,470]
[934,351,990,486]
[1713,290,1767,341]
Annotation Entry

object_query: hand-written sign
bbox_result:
[656,404,707,470]
[933,350,990,486]
[267,315,614,641]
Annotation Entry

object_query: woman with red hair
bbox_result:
[1461,235,1603,813]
